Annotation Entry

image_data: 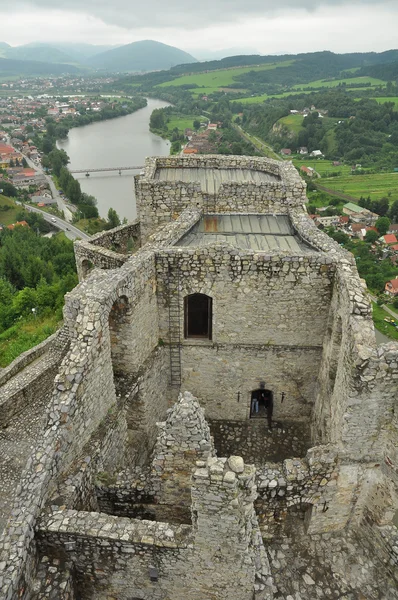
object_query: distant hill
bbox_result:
[88,40,197,72]
[3,45,77,65]
[0,57,82,77]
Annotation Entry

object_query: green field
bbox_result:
[166,115,200,132]
[372,302,398,342]
[157,60,295,90]
[319,172,398,203]
[293,76,386,90]
[0,195,21,226]
[292,159,352,176]
[278,114,304,134]
[370,97,398,109]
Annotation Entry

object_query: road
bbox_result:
[25,204,90,241]
[6,136,73,221]
[369,293,398,320]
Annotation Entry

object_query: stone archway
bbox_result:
[81,258,94,280]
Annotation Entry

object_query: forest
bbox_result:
[0,215,77,366]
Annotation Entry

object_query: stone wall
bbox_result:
[180,344,322,420]
[0,328,69,427]
[155,247,333,420]
[312,260,398,461]
[74,222,141,281]
[0,249,164,598]
[136,155,306,242]
[151,392,214,505]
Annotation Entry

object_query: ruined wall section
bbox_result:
[136,155,306,242]
[0,249,166,599]
[74,221,141,281]
[156,247,334,419]
[0,328,69,427]
[312,262,398,461]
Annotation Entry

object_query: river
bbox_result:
[57,98,170,221]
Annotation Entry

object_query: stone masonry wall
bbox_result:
[155,247,333,420]
[151,392,215,505]
[136,155,306,242]
[0,249,164,599]
[180,344,322,420]
[74,222,141,282]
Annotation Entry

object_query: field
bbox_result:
[371,302,398,342]
[278,114,304,135]
[370,97,398,109]
[166,115,201,132]
[318,172,398,204]
[292,159,352,176]
[157,60,295,90]
[0,195,21,226]
[292,76,386,90]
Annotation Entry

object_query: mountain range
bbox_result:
[0,40,197,76]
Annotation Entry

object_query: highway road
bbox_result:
[25,204,90,241]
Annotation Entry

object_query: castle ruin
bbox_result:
[0,154,397,599]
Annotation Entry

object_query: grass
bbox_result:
[157,60,295,91]
[166,115,199,132]
[318,172,398,204]
[292,158,352,176]
[278,114,305,135]
[233,124,281,160]
[370,97,398,109]
[371,302,398,341]
[0,194,21,226]
[0,313,60,367]
[292,76,386,90]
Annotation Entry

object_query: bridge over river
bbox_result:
[69,166,144,175]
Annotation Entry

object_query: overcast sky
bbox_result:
[2,0,398,56]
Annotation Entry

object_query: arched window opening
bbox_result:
[81,259,94,280]
[184,293,212,340]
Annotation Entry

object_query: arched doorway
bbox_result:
[81,259,94,280]
[250,388,273,428]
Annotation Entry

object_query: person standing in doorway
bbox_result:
[251,394,259,416]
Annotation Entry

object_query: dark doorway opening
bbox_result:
[250,389,273,428]
[184,293,212,339]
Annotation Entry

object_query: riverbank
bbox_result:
[57,98,171,220]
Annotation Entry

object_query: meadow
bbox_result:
[318,172,398,203]
[292,76,386,90]
[370,97,398,109]
[277,114,305,134]
[157,60,295,90]
[292,159,352,176]
[0,195,20,226]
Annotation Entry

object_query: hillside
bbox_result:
[88,40,197,72]
[113,49,398,97]
[3,44,77,65]
[0,57,82,77]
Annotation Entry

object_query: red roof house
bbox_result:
[385,278,398,296]
[383,234,398,245]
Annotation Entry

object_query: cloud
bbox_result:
[4,0,396,30]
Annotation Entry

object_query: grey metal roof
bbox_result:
[176,215,315,253]
[155,167,279,195]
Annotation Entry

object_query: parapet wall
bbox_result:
[136,155,307,242]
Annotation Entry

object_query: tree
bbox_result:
[375,216,391,236]
[393,296,398,309]
[193,120,200,130]
[365,230,379,244]
[22,157,28,168]
[107,208,121,229]
[66,179,82,205]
